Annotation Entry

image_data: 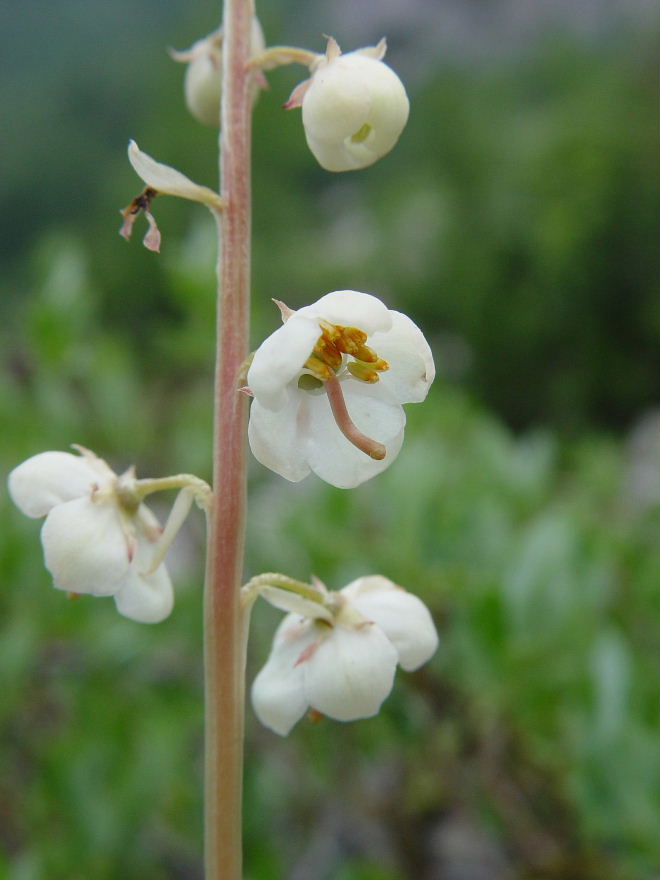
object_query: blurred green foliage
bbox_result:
[1,3,658,878]
[0,232,657,878]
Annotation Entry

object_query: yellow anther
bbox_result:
[318,319,341,340]
[339,326,368,346]
[354,343,382,363]
[303,355,335,382]
[313,336,343,370]
[297,321,388,388]
[347,362,380,383]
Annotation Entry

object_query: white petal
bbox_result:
[258,586,332,621]
[251,615,317,736]
[303,381,405,488]
[303,134,365,173]
[342,574,398,598]
[127,141,222,207]
[8,451,104,518]
[301,290,392,335]
[305,124,399,173]
[41,498,130,596]
[347,579,439,671]
[355,61,409,152]
[247,392,311,482]
[247,314,322,411]
[303,624,398,721]
[370,311,435,403]
[303,59,371,141]
[113,540,174,624]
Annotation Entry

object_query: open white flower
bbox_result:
[7,447,205,623]
[285,38,409,172]
[251,575,439,736]
[247,290,434,488]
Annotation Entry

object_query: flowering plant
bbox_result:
[7,5,439,878]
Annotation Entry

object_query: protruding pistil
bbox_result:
[324,375,386,460]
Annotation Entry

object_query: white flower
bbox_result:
[170,20,266,126]
[286,38,409,172]
[251,575,439,736]
[247,290,434,488]
[7,447,187,623]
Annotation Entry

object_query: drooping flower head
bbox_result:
[7,447,206,623]
[246,290,434,488]
[285,37,410,172]
[251,575,439,736]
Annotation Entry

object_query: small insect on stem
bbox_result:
[119,187,161,251]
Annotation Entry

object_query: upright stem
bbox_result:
[204,0,253,876]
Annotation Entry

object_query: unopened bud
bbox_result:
[172,20,266,127]
[300,38,409,172]
[183,32,223,127]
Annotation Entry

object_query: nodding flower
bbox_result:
[246,290,434,488]
[251,574,439,736]
[8,447,209,623]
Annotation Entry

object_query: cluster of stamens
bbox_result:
[302,321,389,386]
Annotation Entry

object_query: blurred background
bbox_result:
[0,0,658,878]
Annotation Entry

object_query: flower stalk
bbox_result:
[241,572,327,606]
[203,0,253,876]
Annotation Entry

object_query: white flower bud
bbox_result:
[183,33,223,127]
[172,20,266,127]
[300,40,409,172]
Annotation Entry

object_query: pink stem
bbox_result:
[325,375,386,460]
[204,0,252,876]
